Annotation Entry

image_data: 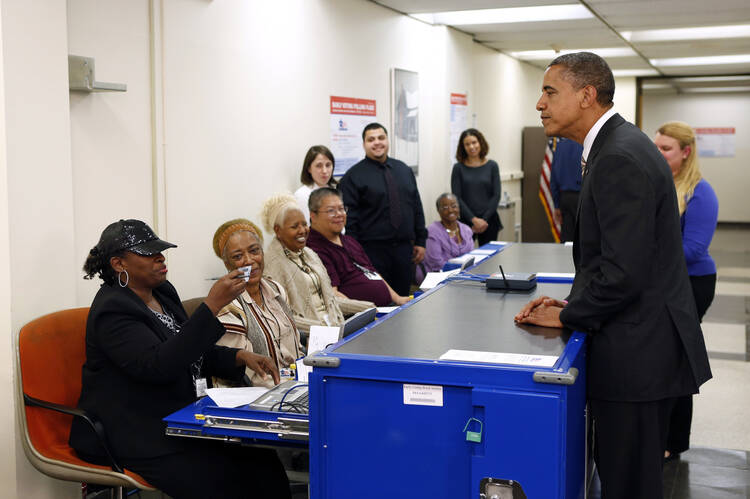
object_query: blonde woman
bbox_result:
[261,193,373,334]
[654,121,719,461]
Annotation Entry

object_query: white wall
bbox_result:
[614,76,636,124]
[157,0,546,299]
[67,0,154,304]
[2,0,80,496]
[0,0,15,493]
[642,92,750,222]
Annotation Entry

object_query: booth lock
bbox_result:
[463,417,483,443]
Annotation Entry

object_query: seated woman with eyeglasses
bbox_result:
[261,194,374,334]
[306,187,409,307]
[417,193,475,283]
[212,219,302,388]
[69,219,289,499]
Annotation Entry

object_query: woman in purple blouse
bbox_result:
[654,121,719,462]
[417,193,474,283]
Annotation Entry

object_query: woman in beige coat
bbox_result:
[261,194,373,334]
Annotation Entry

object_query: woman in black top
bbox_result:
[69,219,290,499]
[451,128,502,246]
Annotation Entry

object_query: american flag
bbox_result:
[538,137,561,243]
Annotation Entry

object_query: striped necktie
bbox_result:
[581,156,588,178]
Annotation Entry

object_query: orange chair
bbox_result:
[14,307,156,495]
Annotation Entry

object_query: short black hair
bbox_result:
[548,52,615,107]
[362,122,388,141]
[308,187,341,214]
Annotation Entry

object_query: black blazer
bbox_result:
[69,281,242,459]
[559,114,712,402]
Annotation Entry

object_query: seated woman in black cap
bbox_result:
[69,219,291,499]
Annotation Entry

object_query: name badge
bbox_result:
[195,377,208,397]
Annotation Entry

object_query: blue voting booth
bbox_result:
[164,243,586,498]
[306,280,585,499]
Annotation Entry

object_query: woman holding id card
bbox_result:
[70,219,288,498]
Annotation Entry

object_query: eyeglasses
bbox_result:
[438,203,458,211]
[316,206,348,217]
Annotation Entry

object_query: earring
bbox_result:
[118,270,129,287]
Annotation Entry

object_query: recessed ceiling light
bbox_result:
[650,54,750,66]
[612,69,660,77]
[510,47,636,60]
[681,86,750,93]
[641,83,674,90]
[671,76,750,83]
[622,24,750,42]
[411,4,592,26]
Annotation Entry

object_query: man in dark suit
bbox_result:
[515,52,711,499]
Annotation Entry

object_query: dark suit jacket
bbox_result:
[559,113,712,402]
[69,281,242,459]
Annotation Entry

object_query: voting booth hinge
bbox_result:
[303,355,341,368]
[532,367,578,385]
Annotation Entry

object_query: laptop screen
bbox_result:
[338,307,377,340]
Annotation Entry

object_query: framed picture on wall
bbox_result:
[391,68,419,174]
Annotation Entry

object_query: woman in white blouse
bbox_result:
[294,145,338,222]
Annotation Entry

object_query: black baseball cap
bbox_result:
[96,219,177,256]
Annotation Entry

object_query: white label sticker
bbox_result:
[403,384,443,407]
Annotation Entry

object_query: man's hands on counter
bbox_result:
[514,295,565,328]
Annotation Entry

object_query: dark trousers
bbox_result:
[361,240,414,296]
[666,273,716,454]
[559,190,579,243]
[475,212,502,246]
[591,398,675,499]
[98,443,291,499]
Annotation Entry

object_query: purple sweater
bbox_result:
[417,221,475,282]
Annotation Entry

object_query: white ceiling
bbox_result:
[375,0,750,92]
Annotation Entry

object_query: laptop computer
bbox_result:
[459,256,475,271]
[338,306,377,340]
[247,308,377,413]
[248,380,309,414]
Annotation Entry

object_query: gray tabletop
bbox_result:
[472,243,575,275]
[333,281,571,361]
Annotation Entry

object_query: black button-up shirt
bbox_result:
[339,156,427,247]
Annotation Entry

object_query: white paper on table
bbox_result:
[419,269,460,290]
[470,255,488,264]
[377,306,397,314]
[439,349,558,367]
[490,241,510,245]
[205,387,269,408]
[536,272,575,279]
[307,325,341,354]
[470,249,495,255]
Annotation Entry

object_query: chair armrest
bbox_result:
[23,393,124,474]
